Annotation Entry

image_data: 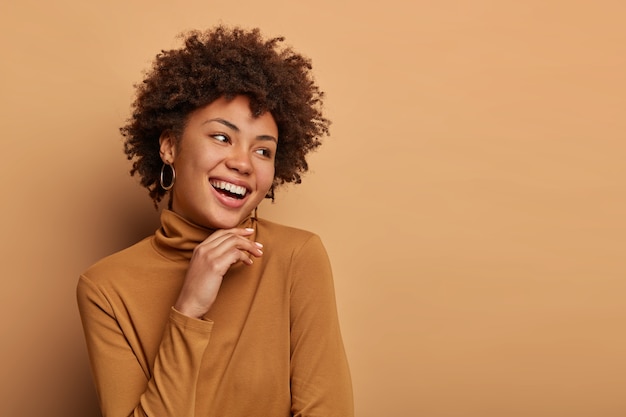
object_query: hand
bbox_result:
[174,227,263,319]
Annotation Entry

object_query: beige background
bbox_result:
[1,0,625,416]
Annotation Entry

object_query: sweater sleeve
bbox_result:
[76,275,212,417]
[289,235,354,417]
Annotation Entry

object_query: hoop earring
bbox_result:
[160,163,175,190]
[265,185,275,201]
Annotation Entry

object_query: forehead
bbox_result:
[187,96,277,134]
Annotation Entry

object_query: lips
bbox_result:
[209,179,250,200]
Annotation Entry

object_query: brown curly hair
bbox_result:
[121,25,330,207]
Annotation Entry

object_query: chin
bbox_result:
[201,212,250,230]
[175,196,258,230]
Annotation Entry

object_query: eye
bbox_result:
[255,148,273,158]
[211,133,229,143]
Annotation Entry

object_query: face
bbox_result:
[160,95,277,229]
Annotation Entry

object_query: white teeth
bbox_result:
[210,180,247,197]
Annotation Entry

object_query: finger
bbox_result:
[241,251,254,265]
[204,227,254,244]
[217,237,264,259]
[220,244,256,266]
[198,233,264,257]
[190,236,262,271]
[198,227,256,251]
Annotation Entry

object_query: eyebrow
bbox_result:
[205,118,277,143]
[206,118,239,131]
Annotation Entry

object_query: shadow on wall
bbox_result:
[70,201,162,417]
[6,315,103,417]
[65,173,161,417]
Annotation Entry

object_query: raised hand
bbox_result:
[174,227,263,319]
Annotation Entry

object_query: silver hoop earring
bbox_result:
[160,163,175,190]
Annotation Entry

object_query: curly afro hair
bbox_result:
[121,25,330,207]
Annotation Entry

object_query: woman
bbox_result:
[77,26,353,417]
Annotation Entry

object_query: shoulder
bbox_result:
[257,221,337,296]
[80,236,157,286]
[256,218,329,265]
[256,218,324,249]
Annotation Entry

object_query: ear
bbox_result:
[159,131,177,164]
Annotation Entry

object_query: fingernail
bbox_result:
[245,228,255,232]
[255,242,263,248]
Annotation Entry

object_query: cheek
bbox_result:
[257,163,275,188]
[184,151,221,172]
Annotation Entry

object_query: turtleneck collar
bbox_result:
[152,209,256,261]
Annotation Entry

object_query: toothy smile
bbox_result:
[210,180,249,199]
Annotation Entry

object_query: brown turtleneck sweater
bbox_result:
[77,210,353,417]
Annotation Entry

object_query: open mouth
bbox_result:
[210,180,249,200]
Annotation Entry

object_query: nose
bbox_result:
[225,145,252,175]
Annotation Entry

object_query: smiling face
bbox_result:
[159,95,278,229]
